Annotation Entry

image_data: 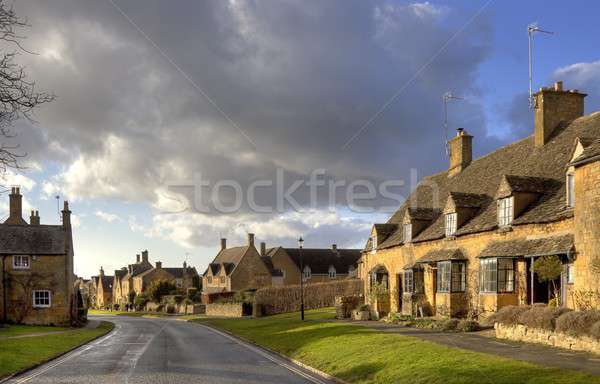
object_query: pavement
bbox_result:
[4,316,335,384]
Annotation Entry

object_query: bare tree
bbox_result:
[0,2,54,174]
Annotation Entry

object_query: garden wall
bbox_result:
[254,279,363,316]
[205,303,245,317]
[495,323,600,355]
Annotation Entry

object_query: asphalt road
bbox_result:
[6,316,333,384]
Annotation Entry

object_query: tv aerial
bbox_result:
[443,91,464,157]
[528,24,553,109]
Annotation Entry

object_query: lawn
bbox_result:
[0,324,71,338]
[88,309,205,321]
[195,309,600,384]
[0,321,114,379]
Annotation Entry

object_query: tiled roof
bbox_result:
[478,234,574,258]
[100,275,113,291]
[448,192,489,208]
[378,112,600,249]
[417,248,466,263]
[572,137,600,166]
[278,247,361,274]
[0,225,66,255]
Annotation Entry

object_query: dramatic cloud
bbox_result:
[11,1,494,248]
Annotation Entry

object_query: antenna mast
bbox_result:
[55,195,61,222]
[443,91,463,157]
[528,23,553,109]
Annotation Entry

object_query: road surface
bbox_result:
[5,316,333,384]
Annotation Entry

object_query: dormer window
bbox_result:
[370,234,377,254]
[403,223,412,242]
[328,265,336,279]
[497,197,514,227]
[445,213,457,236]
[566,172,575,208]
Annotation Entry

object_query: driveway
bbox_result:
[5,316,333,384]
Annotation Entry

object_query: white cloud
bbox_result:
[554,60,600,85]
[95,210,121,223]
[0,170,36,192]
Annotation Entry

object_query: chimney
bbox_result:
[332,244,338,252]
[260,242,266,256]
[142,250,149,263]
[247,233,255,247]
[136,254,140,263]
[61,201,71,228]
[448,128,473,177]
[220,238,227,250]
[30,210,40,226]
[100,266,104,276]
[534,81,586,147]
[5,187,26,225]
[155,261,162,269]
[128,265,133,274]
[183,261,187,269]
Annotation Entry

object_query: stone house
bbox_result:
[132,261,199,295]
[0,188,75,325]
[95,267,113,309]
[360,81,600,318]
[265,244,360,285]
[112,250,153,308]
[202,234,274,293]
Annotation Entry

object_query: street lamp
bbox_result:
[298,236,305,321]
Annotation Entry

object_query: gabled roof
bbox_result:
[278,247,361,274]
[99,275,113,291]
[0,225,66,255]
[496,175,558,198]
[115,268,128,279]
[378,111,600,249]
[571,137,600,166]
[203,246,249,276]
[128,262,152,277]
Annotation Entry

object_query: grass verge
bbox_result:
[0,321,114,379]
[88,309,205,321]
[0,325,71,338]
[194,309,600,384]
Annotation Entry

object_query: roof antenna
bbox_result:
[528,23,553,109]
[55,195,61,222]
[443,91,463,157]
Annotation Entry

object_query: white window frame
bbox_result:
[371,235,377,254]
[328,266,336,279]
[303,266,312,279]
[567,173,575,208]
[13,255,30,269]
[403,223,412,243]
[497,197,514,227]
[566,264,575,284]
[445,213,457,237]
[403,270,414,293]
[32,290,51,308]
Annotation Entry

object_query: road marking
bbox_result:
[196,324,329,384]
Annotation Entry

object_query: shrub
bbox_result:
[556,310,600,337]
[173,295,184,305]
[148,280,177,303]
[591,321,600,340]
[440,318,459,331]
[517,306,571,331]
[533,256,562,300]
[113,304,120,311]
[233,290,255,304]
[186,287,199,302]
[457,319,480,332]
[134,294,150,311]
[166,304,176,314]
[487,305,529,326]
[357,304,370,312]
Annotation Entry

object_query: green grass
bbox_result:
[88,309,146,316]
[194,309,600,384]
[88,309,205,320]
[0,324,71,338]
[0,321,114,379]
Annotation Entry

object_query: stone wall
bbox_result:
[335,295,364,319]
[205,303,245,317]
[495,323,600,355]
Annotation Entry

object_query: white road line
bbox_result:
[196,324,329,384]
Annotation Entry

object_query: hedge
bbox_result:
[254,279,363,316]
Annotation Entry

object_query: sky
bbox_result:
[2,0,600,279]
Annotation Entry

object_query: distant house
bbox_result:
[0,188,76,325]
[96,267,113,309]
[112,250,153,308]
[133,261,199,295]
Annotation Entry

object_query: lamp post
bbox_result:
[298,236,305,321]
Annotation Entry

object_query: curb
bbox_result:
[195,321,351,384]
[0,321,116,384]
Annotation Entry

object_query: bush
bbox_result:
[517,306,571,331]
[173,295,184,305]
[234,290,255,304]
[440,318,460,331]
[357,304,370,312]
[148,280,177,303]
[113,304,120,311]
[166,304,176,314]
[187,287,199,302]
[556,310,600,337]
[134,294,150,311]
[457,319,480,332]
[591,321,600,340]
[487,305,529,326]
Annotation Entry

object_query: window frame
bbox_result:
[32,290,51,308]
[497,258,515,293]
[371,235,377,254]
[445,213,457,237]
[451,262,466,293]
[567,173,575,208]
[566,263,575,284]
[13,255,30,269]
[219,276,225,284]
[479,258,515,293]
[303,266,311,279]
[403,270,414,293]
[403,223,412,243]
[436,261,452,293]
[497,196,514,227]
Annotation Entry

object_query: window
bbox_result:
[176,279,183,288]
[207,276,212,284]
[371,235,377,253]
[13,255,30,269]
[566,264,575,284]
[303,266,311,279]
[403,270,414,293]
[445,213,457,236]
[567,173,575,208]
[451,262,466,292]
[480,258,515,293]
[414,269,424,294]
[437,261,451,293]
[328,266,336,279]
[33,290,51,308]
[347,266,355,277]
[497,197,514,226]
[403,224,412,242]
[219,276,225,284]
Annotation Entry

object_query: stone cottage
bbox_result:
[133,261,199,295]
[95,267,113,309]
[112,250,153,308]
[360,82,600,317]
[0,188,76,325]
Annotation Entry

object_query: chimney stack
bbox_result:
[61,201,71,228]
[155,261,162,269]
[5,187,26,225]
[136,254,140,263]
[183,261,187,269]
[247,233,255,247]
[534,81,586,147]
[100,266,104,276]
[142,250,149,263]
[332,244,338,252]
[448,128,473,177]
[220,238,227,250]
[260,242,266,256]
[128,265,133,274]
[30,210,40,226]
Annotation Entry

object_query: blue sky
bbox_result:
[3,1,600,279]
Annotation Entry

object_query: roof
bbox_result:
[478,234,574,258]
[572,137,600,166]
[417,248,466,264]
[99,275,113,291]
[448,192,489,209]
[378,112,600,249]
[0,225,66,255]
[278,247,361,274]
[163,267,198,279]
[114,269,127,279]
[203,246,249,276]
[128,262,152,277]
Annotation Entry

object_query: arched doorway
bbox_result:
[369,265,390,317]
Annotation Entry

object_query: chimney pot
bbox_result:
[260,242,266,256]
[247,233,255,247]
[220,238,227,250]
[142,250,149,262]
[554,81,563,91]
[155,261,162,269]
